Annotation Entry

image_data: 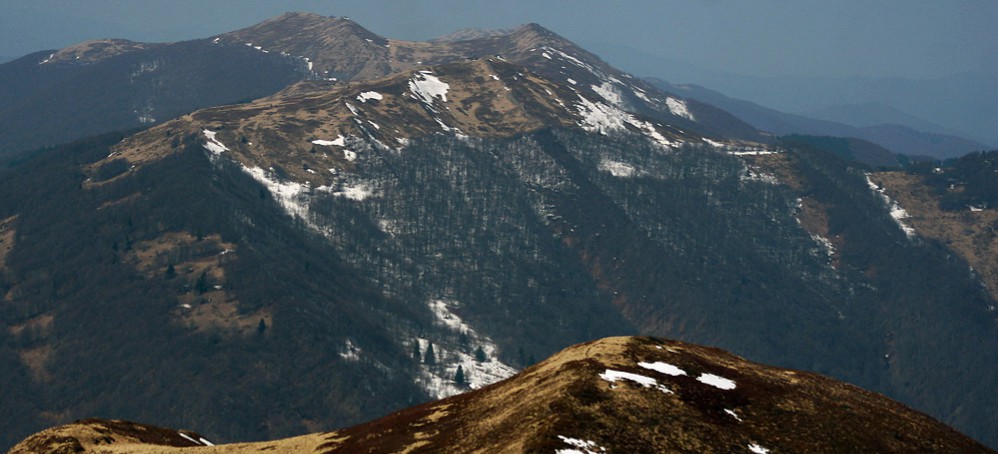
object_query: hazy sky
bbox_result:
[1,0,996,79]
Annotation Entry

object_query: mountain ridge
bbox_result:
[97,57,752,189]
[0,12,764,157]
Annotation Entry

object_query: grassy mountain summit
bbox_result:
[9,337,991,453]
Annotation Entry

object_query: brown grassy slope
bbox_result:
[875,171,998,303]
[90,57,695,187]
[9,337,991,454]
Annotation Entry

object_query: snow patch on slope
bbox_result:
[428,300,472,332]
[591,82,625,109]
[413,300,517,399]
[240,166,311,220]
[311,137,344,146]
[666,97,695,121]
[340,339,362,361]
[574,95,681,148]
[202,129,229,154]
[631,86,655,104]
[697,373,737,390]
[600,369,674,394]
[865,174,916,239]
[312,135,358,161]
[331,183,373,201]
[599,159,636,178]
[409,71,450,105]
[543,46,597,73]
[811,233,835,258]
[740,168,780,185]
[556,436,607,454]
[357,91,383,103]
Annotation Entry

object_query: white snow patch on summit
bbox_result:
[666,97,695,121]
[748,443,770,453]
[409,71,450,105]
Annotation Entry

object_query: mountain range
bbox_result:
[647,79,989,161]
[1,12,996,450]
[586,41,998,152]
[9,337,993,453]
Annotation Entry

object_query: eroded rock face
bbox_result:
[10,337,992,454]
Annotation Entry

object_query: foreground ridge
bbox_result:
[9,337,991,454]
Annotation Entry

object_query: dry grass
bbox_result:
[877,171,998,302]
[18,344,53,383]
[9,336,990,453]
[87,58,601,187]
[743,152,803,190]
[7,313,53,337]
[126,232,235,274]
[121,231,270,334]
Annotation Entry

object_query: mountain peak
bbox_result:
[273,11,330,21]
[514,22,555,36]
[217,12,390,79]
[504,22,574,50]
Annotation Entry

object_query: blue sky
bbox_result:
[1,0,996,79]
